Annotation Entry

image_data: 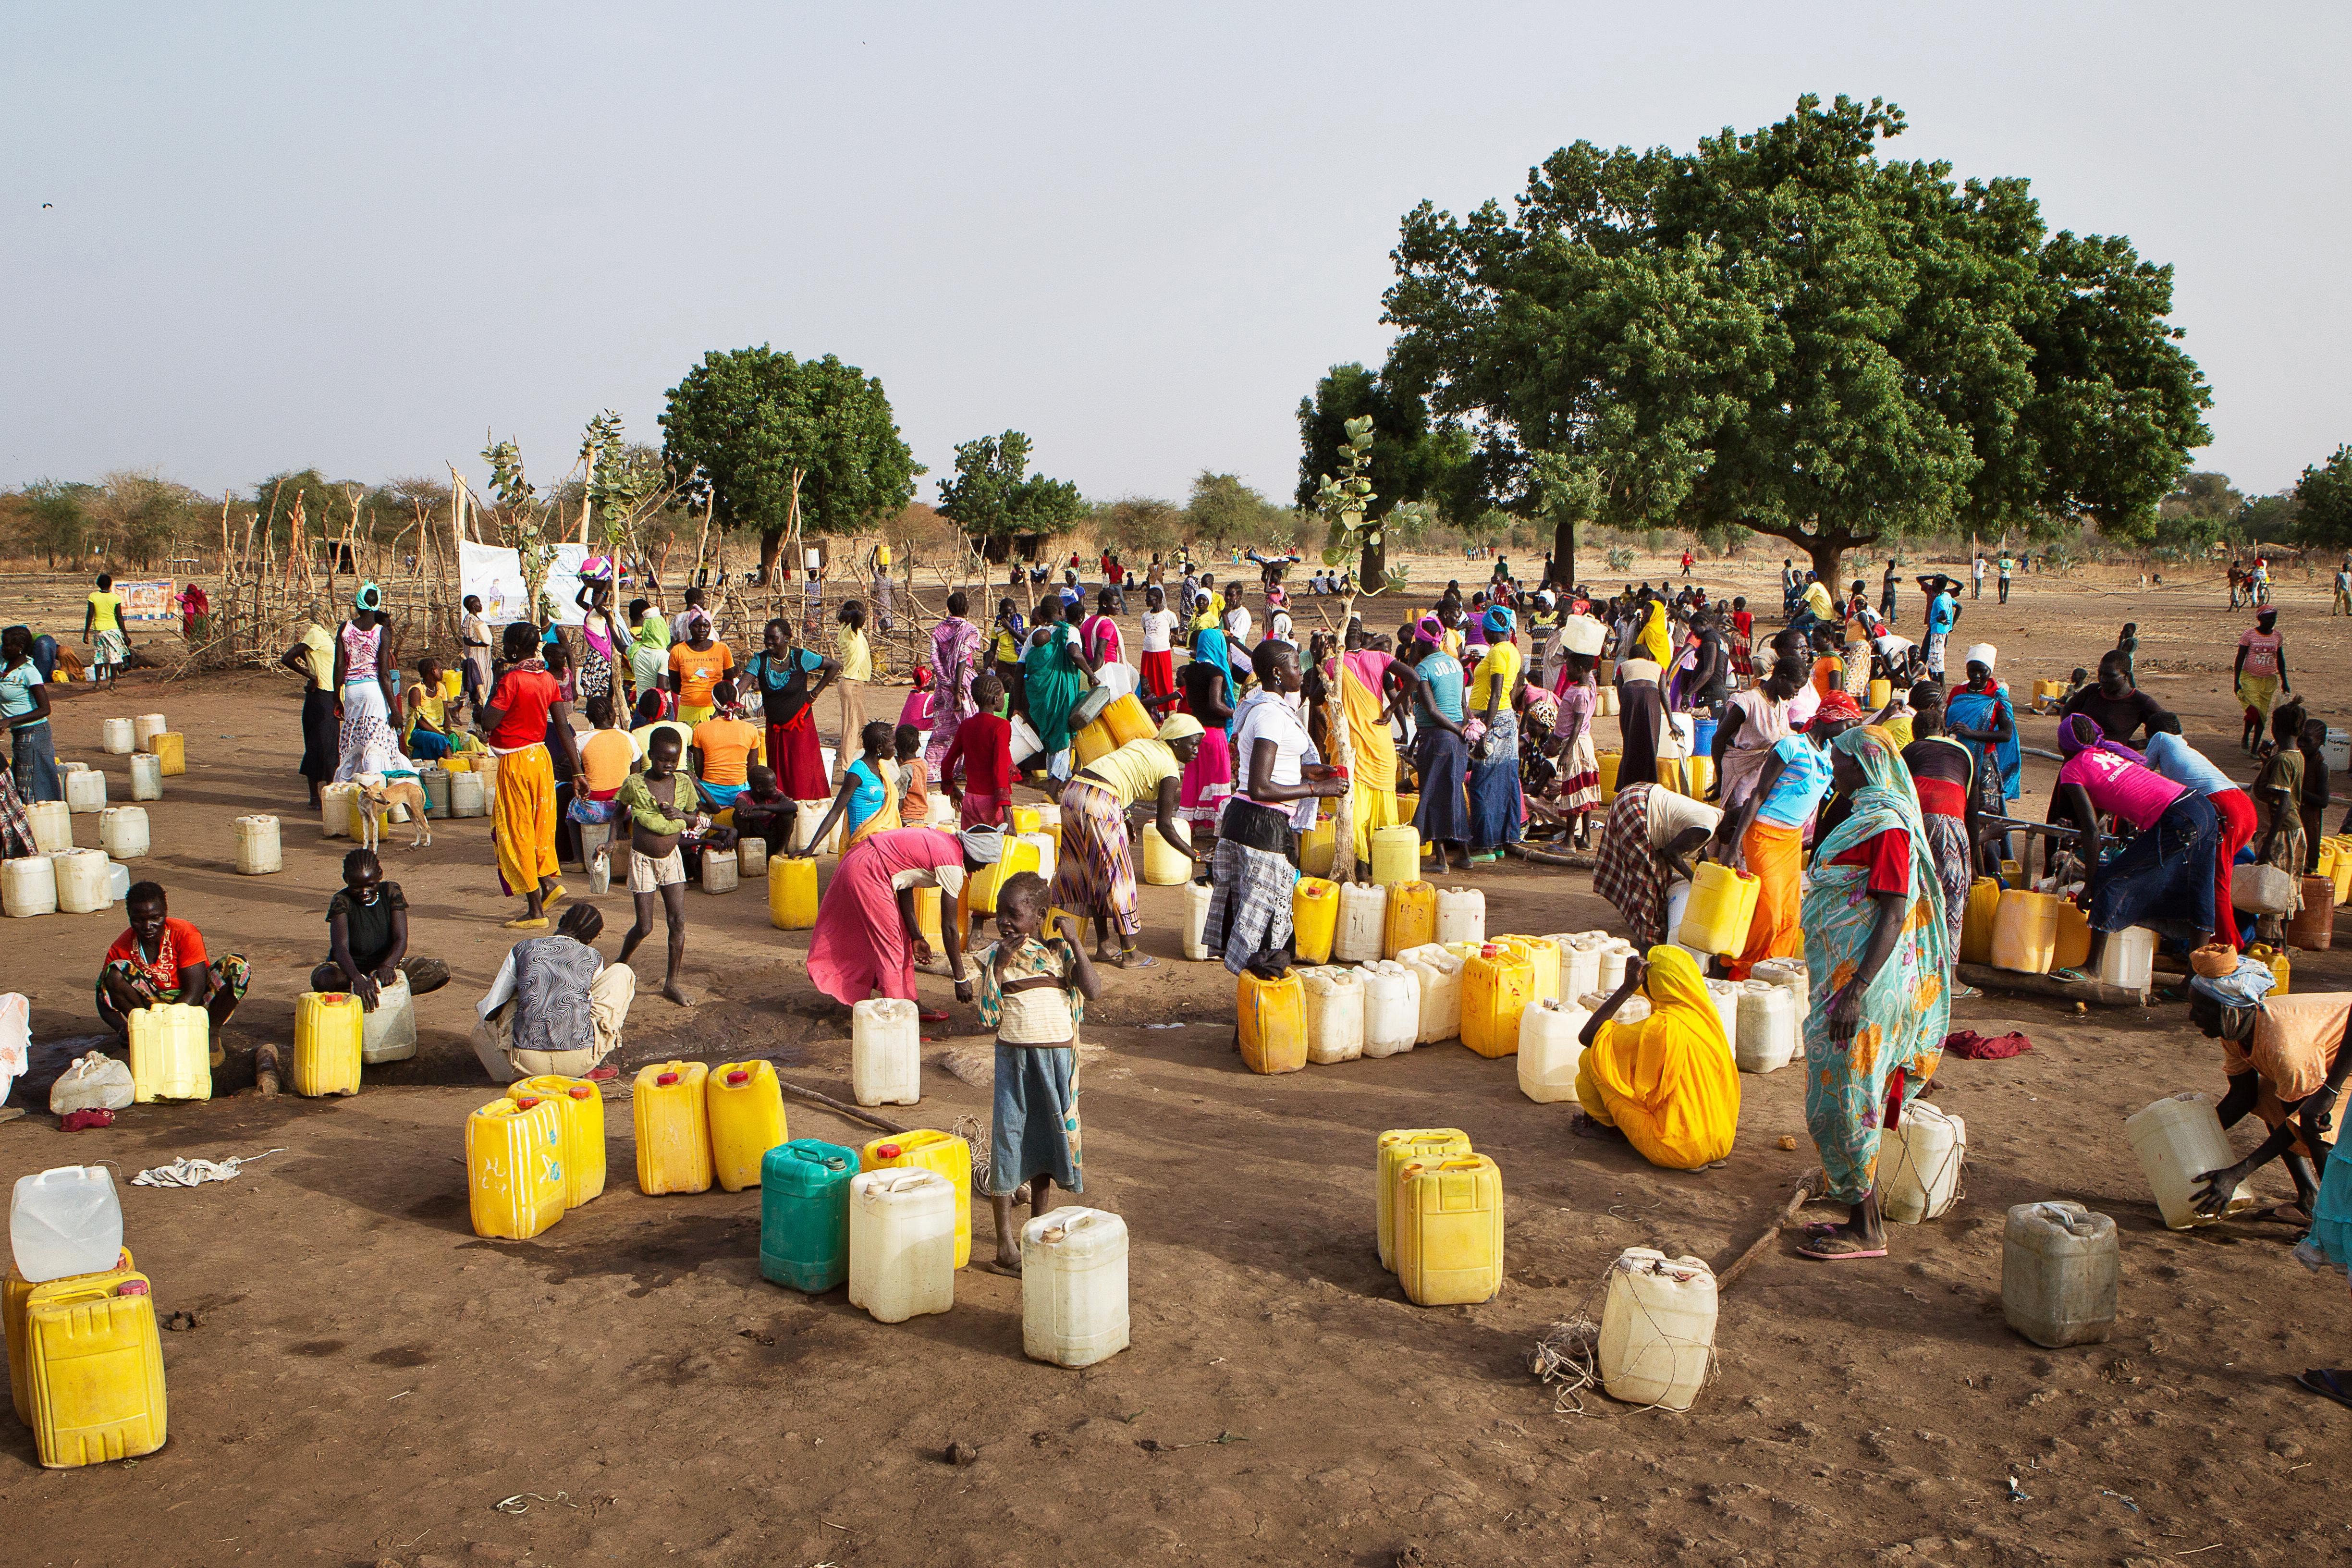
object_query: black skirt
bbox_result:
[299,686,338,783]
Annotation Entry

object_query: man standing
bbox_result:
[1997,549,2014,605]
[1970,552,1986,600]
[1879,558,1899,622]
[2334,558,2351,617]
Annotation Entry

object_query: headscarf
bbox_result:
[959,824,1005,865]
[1413,613,1446,648]
[2059,711,2148,766]
[911,665,933,691]
[1963,643,1997,673]
[1520,686,1560,729]
[635,607,671,650]
[1811,688,1862,730]
[684,610,712,641]
[1483,606,1517,638]
[354,583,382,612]
[1154,713,1205,745]
[1636,944,1726,1051]
[1637,600,1673,667]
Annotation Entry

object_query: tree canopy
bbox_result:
[933,431,1086,560]
[660,346,919,579]
[1183,471,1293,552]
[1296,362,1470,588]
[2294,445,2352,553]
[1381,94,2212,580]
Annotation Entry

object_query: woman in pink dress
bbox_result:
[803,823,1001,1020]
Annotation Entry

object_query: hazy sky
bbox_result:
[4,3,2346,512]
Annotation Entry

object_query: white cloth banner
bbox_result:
[459,541,595,628]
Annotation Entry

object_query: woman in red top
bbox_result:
[479,622,578,927]
[97,882,249,1066]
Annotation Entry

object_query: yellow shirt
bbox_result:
[836,627,872,683]
[1801,581,1834,621]
[1080,738,1181,807]
[579,727,642,794]
[299,623,334,692]
[88,592,123,634]
[1466,638,1522,713]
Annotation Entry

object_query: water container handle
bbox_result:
[2034,1202,2093,1237]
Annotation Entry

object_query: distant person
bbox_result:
[83,573,128,686]
[1997,549,2014,604]
[1970,553,1985,600]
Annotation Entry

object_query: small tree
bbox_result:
[1311,416,1380,587]
[21,480,94,567]
[1183,471,1288,552]
[660,346,920,582]
[934,431,1086,562]
[482,437,559,623]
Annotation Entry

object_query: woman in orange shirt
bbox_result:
[667,612,734,724]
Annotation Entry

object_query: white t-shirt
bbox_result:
[1229,691,1320,831]
[1140,609,1178,653]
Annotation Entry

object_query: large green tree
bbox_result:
[1183,471,1291,551]
[933,431,1087,562]
[2293,445,2352,551]
[1296,362,1471,589]
[660,347,920,581]
[1382,94,2212,582]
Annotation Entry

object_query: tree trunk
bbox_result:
[1549,514,1576,594]
[1361,528,1386,595]
[758,527,784,585]
[1801,530,1868,592]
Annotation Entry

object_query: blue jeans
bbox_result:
[2089,791,2218,937]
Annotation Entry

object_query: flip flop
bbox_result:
[502,916,549,930]
[2298,1369,2352,1410]
[1117,953,1159,970]
[583,1066,619,1082]
[543,885,568,908]
[1797,1234,1888,1261]
[919,1009,950,1025]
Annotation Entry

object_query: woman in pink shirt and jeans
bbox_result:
[2054,713,2217,965]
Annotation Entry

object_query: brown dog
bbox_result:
[354,772,432,850]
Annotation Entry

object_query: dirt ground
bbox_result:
[3,551,2350,1568]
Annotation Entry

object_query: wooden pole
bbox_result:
[1714,1169,1821,1292]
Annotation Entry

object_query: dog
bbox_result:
[354,771,433,851]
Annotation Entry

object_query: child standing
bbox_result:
[2117,623,2139,686]
[976,872,1101,1272]
[942,672,1016,828]
[833,600,871,785]
[894,723,931,826]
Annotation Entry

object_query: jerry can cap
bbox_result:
[1481,943,1500,956]
[876,1142,901,1158]
[657,1071,679,1086]
[568,1084,593,1099]
[117,1279,149,1297]
[727,1069,750,1085]
[515,1096,541,1110]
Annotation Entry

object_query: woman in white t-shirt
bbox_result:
[1138,585,1179,701]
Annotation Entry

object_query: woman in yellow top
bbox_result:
[1574,944,1740,1170]
[1052,714,1203,968]
[84,573,128,685]
[833,600,872,785]
[280,620,339,808]
[1467,606,1524,862]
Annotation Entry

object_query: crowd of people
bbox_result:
[12,541,2352,1301]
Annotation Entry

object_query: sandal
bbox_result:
[1115,952,1158,970]
[919,1009,950,1025]
[2297,1369,2352,1410]
[1797,1231,1887,1261]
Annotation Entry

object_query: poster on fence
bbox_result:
[458,541,593,627]
[116,579,176,621]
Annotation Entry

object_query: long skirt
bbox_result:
[2088,792,2218,938]
[492,744,560,898]
[0,772,35,858]
[1729,819,1803,979]
[1801,870,1949,1207]
[1140,649,1176,702]
[1413,727,1471,846]
[1052,780,1140,940]
[335,679,394,783]
[298,686,338,784]
[2211,787,2257,949]
[1592,784,1667,949]
[11,724,60,804]
[768,708,830,801]
[1179,724,1234,829]
[990,1045,1081,1195]
[1202,800,1297,976]
[806,827,963,1006]
[1469,710,1523,851]
[1921,811,1973,955]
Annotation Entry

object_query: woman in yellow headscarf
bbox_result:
[1636,595,1674,670]
[1574,944,1740,1170]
